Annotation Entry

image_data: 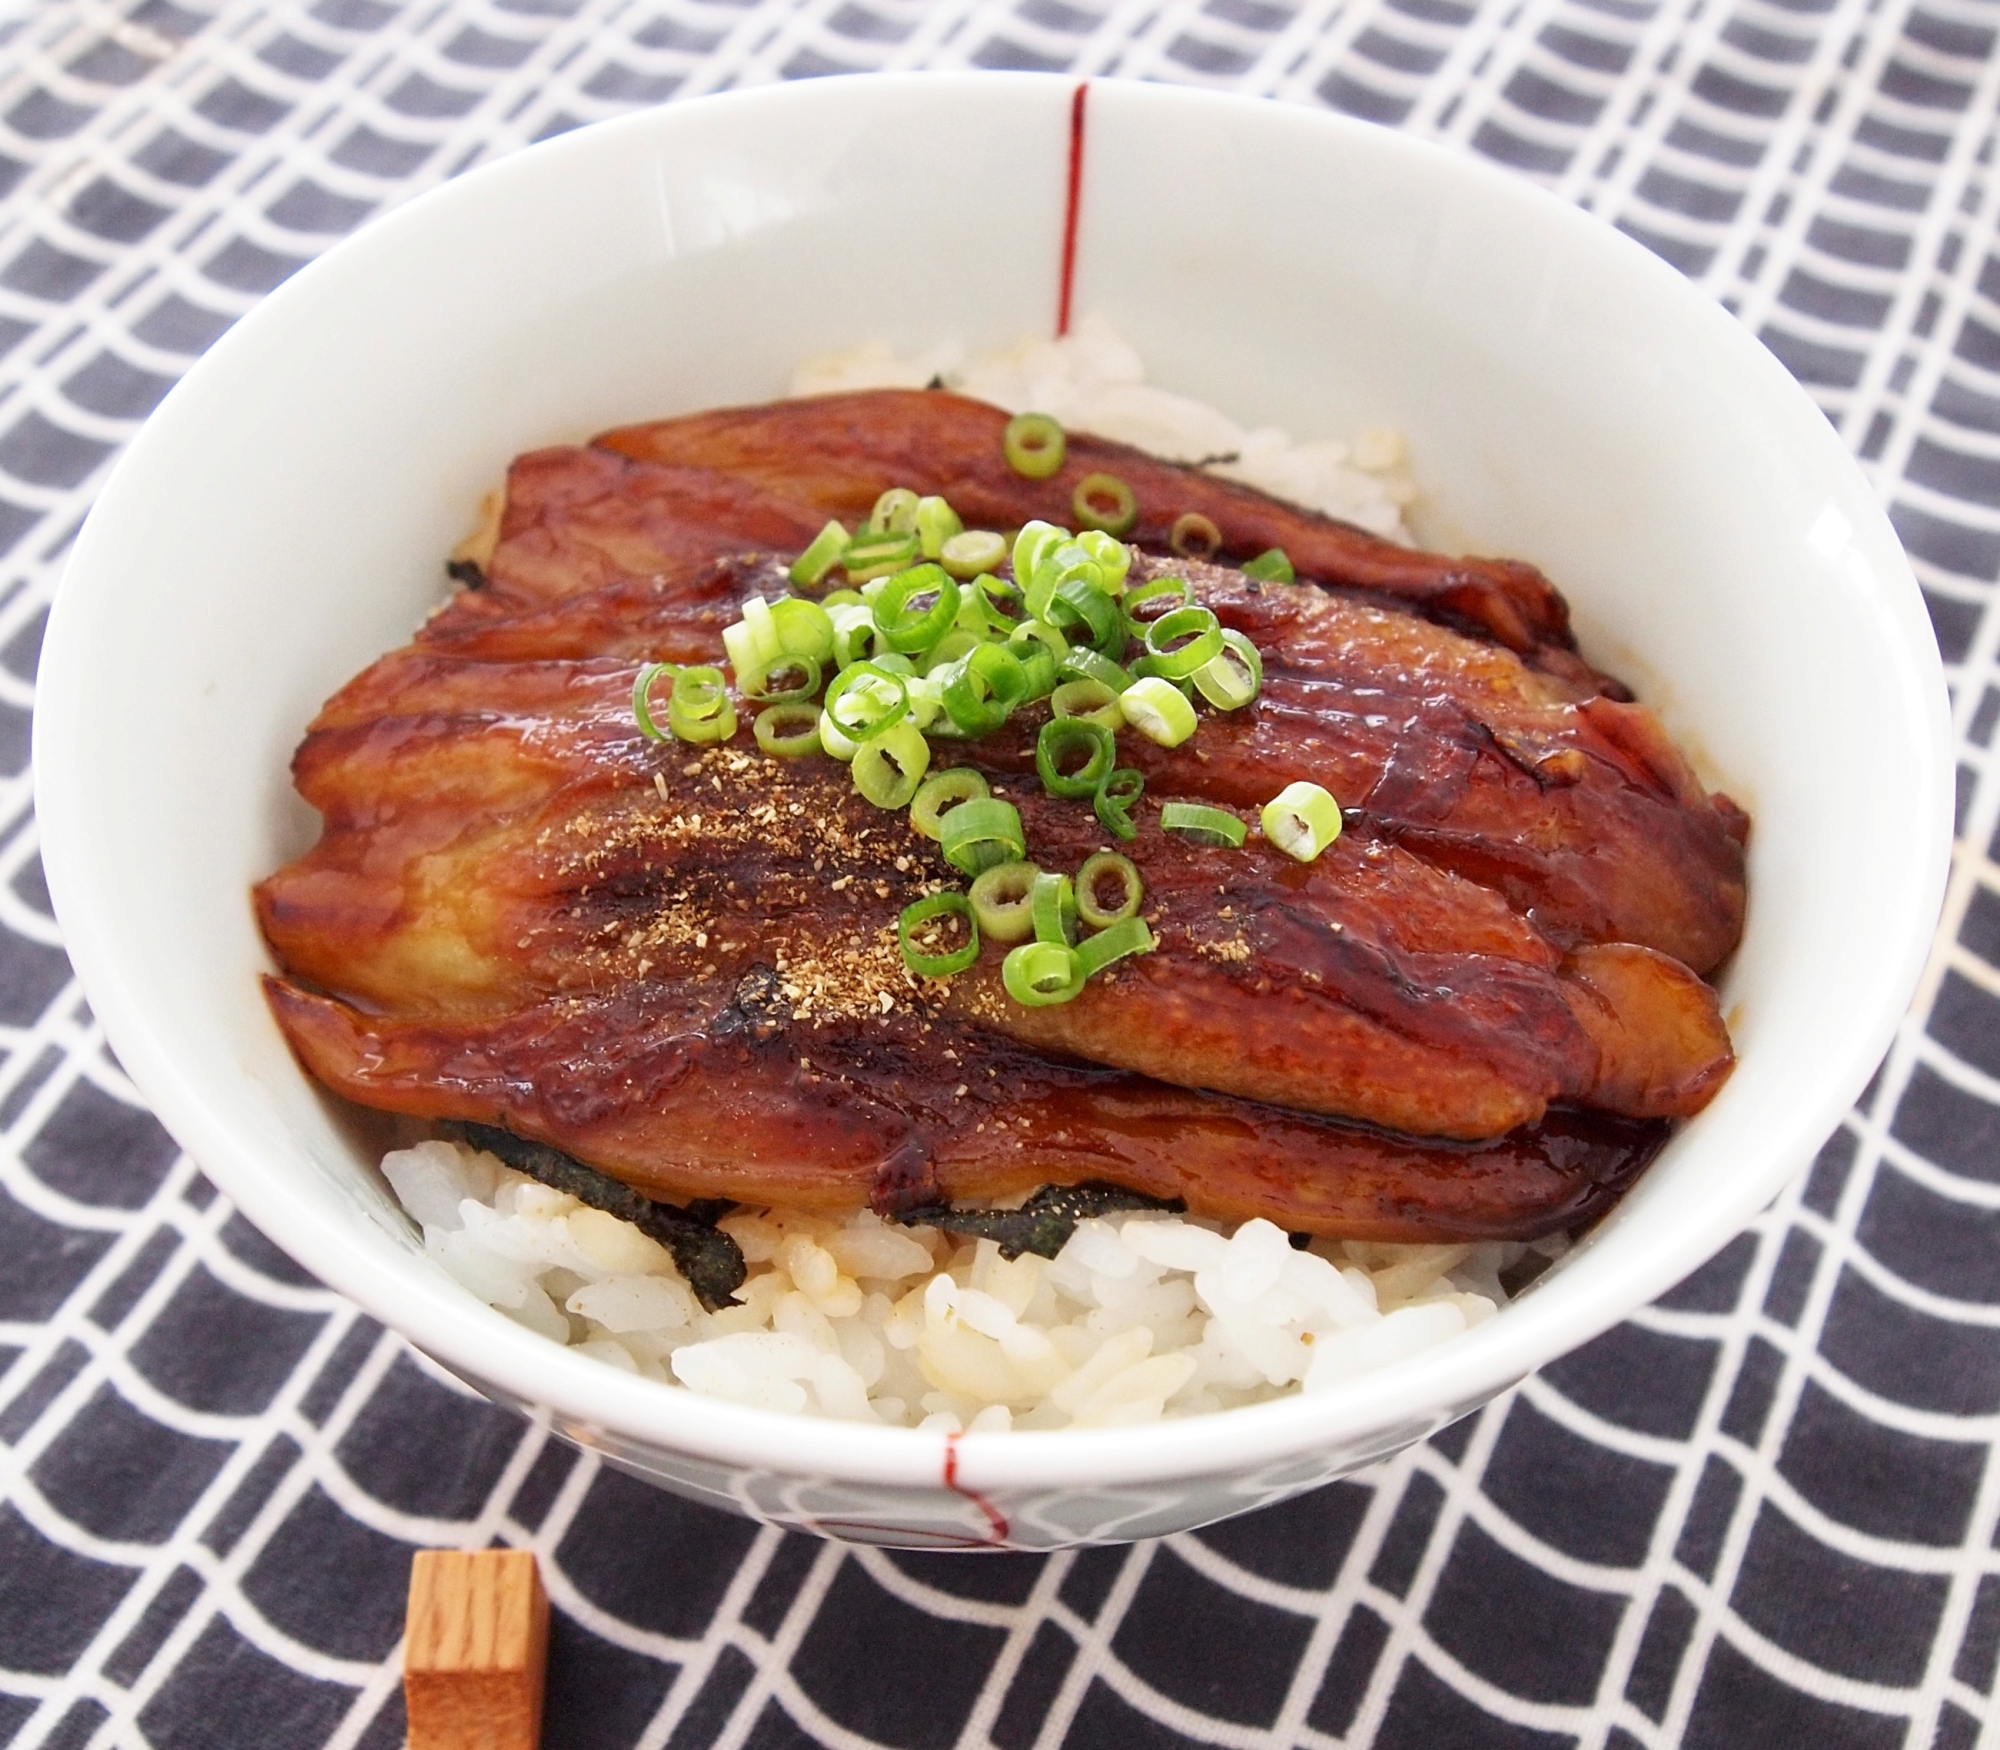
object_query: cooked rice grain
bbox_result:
[385,1140,1554,1430]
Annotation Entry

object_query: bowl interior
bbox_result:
[33,74,1950,1489]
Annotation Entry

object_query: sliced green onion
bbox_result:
[1192,628,1263,710]
[1003,413,1065,480]
[843,529,920,581]
[971,570,1027,633]
[817,708,859,762]
[769,597,836,663]
[923,627,983,672]
[1126,657,1198,695]
[1049,573,1125,655]
[1072,472,1137,536]
[1057,647,1132,692]
[939,796,1025,876]
[867,487,921,535]
[789,520,850,589]
[1122,575,1190,635]
[871,651,917,677]
[740,595,780,663]
[1035,718,1115,800]
[820,588,864,609]
[904,671,946,731]
[1076,852,1142,928]
[853,721,930,809]
[1241,547,1295,585]
[941,529,1008,580]
[1076,530,1133,593]
[969,861,1040,944]
[1121,676,1199,747]
[1161,801,1247,848]
[721,619,765,678]
[1050,677,1123,730]
[1011,521,1065,589]
[1007,619,1067,699]
[915,495,962,558]
[667,665,736,745]
[940,641,1029,736]
[1262,780,1344,862]
[872,564,962,655]
[1003,940,1084,1006]
[1075,916,1156,979]
[1094,766,1144,842]
[632,663,678,741]
[898,892,978,978]
[1170,512,1222,560]
[1025,543,1104,622]
[829,601,879,669]
[754,702,822,758]
[824,661,909,742]
[737,652,822,703]
[910,768,990,840]
[1030,870,1077,946]
[1143,605,1224,679]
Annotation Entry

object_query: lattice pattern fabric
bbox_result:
[0,1,1995,1746]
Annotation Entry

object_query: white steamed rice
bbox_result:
[386,1139,1564,1431]
[789,313,1419,543]
[396,326,1548,1428]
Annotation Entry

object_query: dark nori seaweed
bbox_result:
[446,558,487,590]
[894,1182,1184,1261]
[457,1123,746,1310]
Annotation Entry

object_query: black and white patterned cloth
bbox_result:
[0,2,1996,1745]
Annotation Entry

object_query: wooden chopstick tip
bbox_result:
[405,1549,549,1750]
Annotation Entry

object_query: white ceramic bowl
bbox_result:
[34,74,1950,1549]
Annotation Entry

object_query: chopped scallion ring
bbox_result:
[940,641,1029,736]
[1035,718,1115,800]
[1050,677,1123,731]
[1076,852,1143,928]
[1003,413,1066,480]
[1142,605,1224,678]
[1192,629,1263,710]
[1120,676,1199,747]
[872,564,962,655]
[969,861,1040,944]
[666,666,736,745]
[867,487,921,536]
[1122,575,1189,636]
[1241,547,1295,585]
[1011,521,1065,592]
[1003,940,1085,1006]
[632,663,678,741]
[941,529,1008,580]
[970,570,1026,632]
[1072,472,1138,537]
[910,768,991,841]
[737,653,822,703]
[1058,647,1132,693]
[789,520,850,589]
[939,796,1026,876]
[922,629,983,674]
[817,708,859,762]
[1075,530,1133,593]
[1261,781,1344,862]
[1049,574,1125,655]
[1030,870,1077,946]
[1075,916,1156,979]
[898,892,979,978]
[819,588,864,610]
[842,528,920,581]
[1094,766,1144,842]
[915,495,963,558]
[1169,511,1223,560]
[852,721,931,809]
[769,597,836,664]
[823,661,909,742]
[754,702,822,758]
[1161,801,1247,848]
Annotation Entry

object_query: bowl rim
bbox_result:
[33,70,1953,1495]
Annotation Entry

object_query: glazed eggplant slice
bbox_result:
[258,392,1744,1243]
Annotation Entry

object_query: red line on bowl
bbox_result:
[1057,81,1089,338]
[942,1430,1013,1545]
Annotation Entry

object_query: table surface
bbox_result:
[0,2,1995,1746]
